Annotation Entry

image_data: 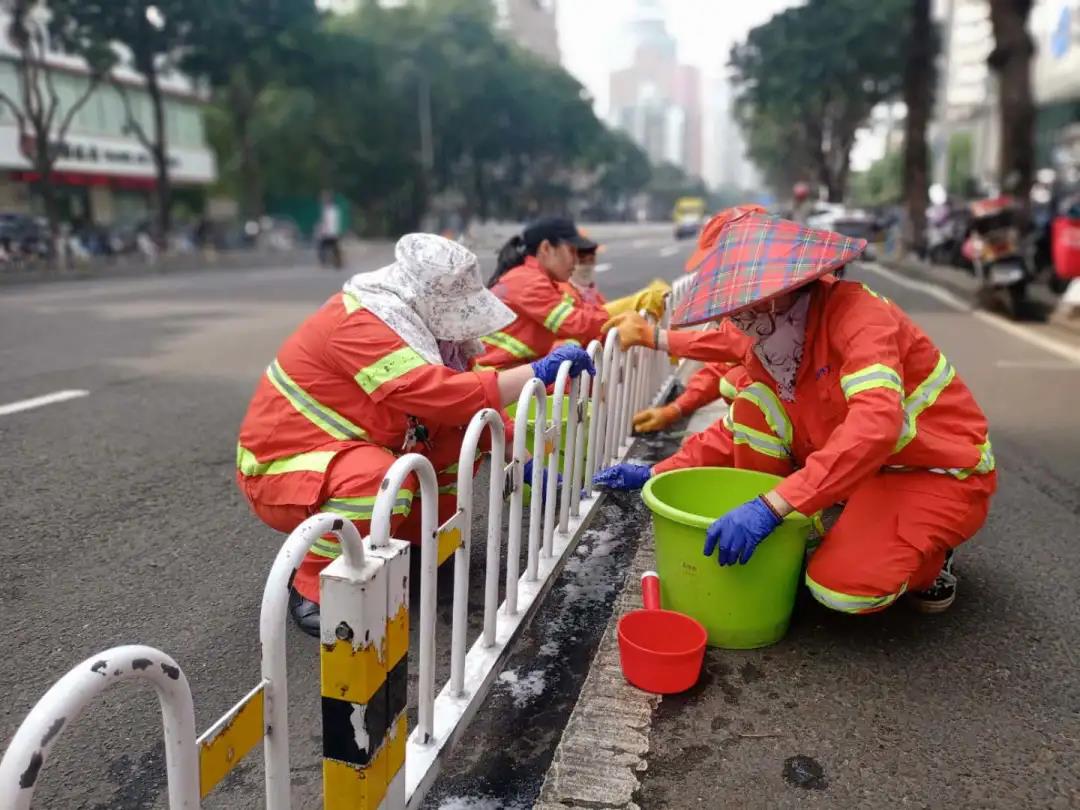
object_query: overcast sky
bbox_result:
[557,0,801,117]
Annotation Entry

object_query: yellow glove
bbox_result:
[602,311,654,350]
[603,292,639,319]
[632,279,671,320]
[633,404,681,433]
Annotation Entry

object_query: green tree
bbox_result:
[185,0,321,218]
[730,0,909,201]
[51,0,209,240]
[0,0,114,252]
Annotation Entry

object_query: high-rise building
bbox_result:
[494,0,561,65]
[608,0,702,178]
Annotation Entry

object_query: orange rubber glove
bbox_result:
[633,403,681,433]
[602,311,655,350]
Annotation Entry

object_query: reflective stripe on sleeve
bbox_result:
[236,444,336,477]
[481,331,537,360]
[266,360,369,441]
[893,352,956,452]
[732,423,790,460]
[342,292,364,315]
[542,293,575,333]
[719,376,739,402]
[738,383,793,446]
[354,346,428,395]
[840,363,903,399]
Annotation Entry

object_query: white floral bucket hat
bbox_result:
[343,233,515,364]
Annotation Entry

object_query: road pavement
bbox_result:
[0,226,694,809]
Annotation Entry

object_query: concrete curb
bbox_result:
[533,520,659,810]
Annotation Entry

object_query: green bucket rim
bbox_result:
[642,467,813,531]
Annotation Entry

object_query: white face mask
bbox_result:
[571,263,595,288]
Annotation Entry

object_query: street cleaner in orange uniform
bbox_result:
[476,217,669,369]
[595,207,996,614]
[236,234,595,635]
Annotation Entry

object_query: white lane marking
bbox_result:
[994,359,1080,369]
[659,245,681,258]
[0,389,89,417]
[594,262,613,274]
[864,262,1080,367]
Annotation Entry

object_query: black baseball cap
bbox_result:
[523,217,597,251]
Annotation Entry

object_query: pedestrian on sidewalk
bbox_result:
[316,190,343,269]
[236,233,595,635]
[595,207,997,615]
[476,217,669,370]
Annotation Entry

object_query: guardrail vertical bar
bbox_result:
[543,361,571,555]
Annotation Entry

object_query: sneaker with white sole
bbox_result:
[906,551,958,614]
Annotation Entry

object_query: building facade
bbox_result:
[494,0,561,65]
[0,9,216,228]
[608,0,702,178]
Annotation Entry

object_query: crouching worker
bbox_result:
[236,234,594,635]
[476,217,669,369]
[594,208,996,615]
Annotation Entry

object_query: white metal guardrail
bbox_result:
[0,297,690,810]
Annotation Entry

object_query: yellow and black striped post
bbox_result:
[319,532,411,810]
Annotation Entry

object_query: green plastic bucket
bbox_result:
[505,396,580,464]
[642,467,811,649]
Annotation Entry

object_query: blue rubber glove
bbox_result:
[531,345,596,386]
[703,497,782,566]
[522,457,561,503]
[592,463,652,491]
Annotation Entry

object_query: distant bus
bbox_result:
[673,197,707,239]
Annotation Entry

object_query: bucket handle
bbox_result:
[641,571,660,611]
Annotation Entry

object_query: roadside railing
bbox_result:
[0,304,687,810]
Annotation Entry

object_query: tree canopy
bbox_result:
[729,0,909,201]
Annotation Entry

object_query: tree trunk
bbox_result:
[144,64,172,244]
[903,0,933,257]
[234,111,263,219]
[987,0,1035,218]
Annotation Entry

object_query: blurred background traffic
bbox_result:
[0,0,1077,312]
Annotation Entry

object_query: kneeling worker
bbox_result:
[236,234,594,635]
[595,208,996,615]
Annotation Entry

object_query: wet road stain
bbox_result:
[783,754,828,790]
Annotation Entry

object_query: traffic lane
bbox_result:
[639,264,1080,808]
[594,234,695,300]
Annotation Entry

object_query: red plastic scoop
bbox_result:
[617,571,707,694]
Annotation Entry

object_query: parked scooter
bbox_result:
[961,196,1031,315]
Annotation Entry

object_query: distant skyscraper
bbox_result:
[608,0,702,178]
[494,0,561,65]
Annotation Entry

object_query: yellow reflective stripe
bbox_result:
[732,423,790,459]
[266,359,369,442]
[543,293,575,333]
[806,573,906,613]
[861,283,891,304]
[738,383,793,446]
[310,538,343,559]
[944,437,996,480]
[321,490,414,520]
[840,363,903,399]
[481,331,537,360]
[354,347,428,395]
[894,352,956,452]
[236,444,336,477]
[719,376,739,401]
[343,292,363,315]
[723,407,734,431]
[438,484,458,495]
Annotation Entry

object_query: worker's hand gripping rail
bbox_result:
[0,645,200,810]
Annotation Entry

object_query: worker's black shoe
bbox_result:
[906,551,957,614]
[288,588,321,637]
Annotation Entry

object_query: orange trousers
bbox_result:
[242,442,467,602]
[654,403,996,613]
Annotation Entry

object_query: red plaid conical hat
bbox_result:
[672,207,866,327]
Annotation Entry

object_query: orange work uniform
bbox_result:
[666,278,996,613]
[476,256,608,369]
[237,291,506,602]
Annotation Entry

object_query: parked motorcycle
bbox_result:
[961,196,1031,316]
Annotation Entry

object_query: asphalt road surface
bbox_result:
[638,261,1080,809]
[0,227,694,809]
